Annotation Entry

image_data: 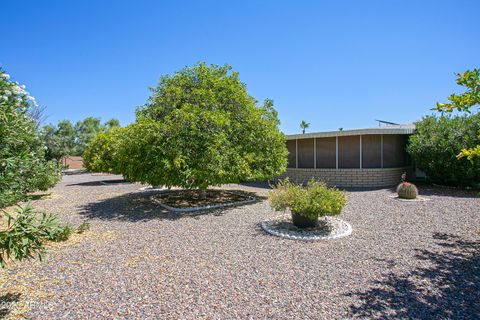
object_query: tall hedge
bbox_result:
[407,114,480,186]
[0,69,61,208]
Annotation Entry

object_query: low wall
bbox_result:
[278,167,412,188]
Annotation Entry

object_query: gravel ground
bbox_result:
[1,173,479,319]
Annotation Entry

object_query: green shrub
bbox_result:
[46,224,75,242]
[269,179,346,219]
[0,69,61,208]
[83,128,122,174]
[0,203,65,268]
[76,221,90,234]
[407,114,480,186]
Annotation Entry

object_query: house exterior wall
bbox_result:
[282,132,412,187]
[279,167,412,188]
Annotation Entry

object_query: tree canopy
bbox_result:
[85,62,288,190]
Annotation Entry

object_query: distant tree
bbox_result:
[41,120,76,161]
[74,117,104,155]
[105,118,120,130]
[434,69,479,160]
[41,117,121,158]
[88,62,288,197]
[300,120,310,134]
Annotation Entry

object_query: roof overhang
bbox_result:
[286,125,415,140]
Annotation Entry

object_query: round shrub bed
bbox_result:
[261,215,352,241]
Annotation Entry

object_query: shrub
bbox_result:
[0,69,61,208]
[0,203,63,268]
[83,128,123,174]
[269,179,346,219]
[76,221,90,234]
[407,114,480,186]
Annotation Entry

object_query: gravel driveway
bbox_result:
[1,173,479,319]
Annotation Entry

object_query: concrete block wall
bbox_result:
[278,167,412,188]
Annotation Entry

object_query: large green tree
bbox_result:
[0,69,61,208]
[87,62,288,194]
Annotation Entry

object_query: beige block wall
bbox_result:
[278,167,412,188]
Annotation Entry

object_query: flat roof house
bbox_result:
[280,125,415,188]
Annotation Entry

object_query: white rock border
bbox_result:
[389,195,431,202]
[260,216,352,241]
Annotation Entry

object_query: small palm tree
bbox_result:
[300,120,310,134]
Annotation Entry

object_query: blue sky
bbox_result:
[1,0,478,134]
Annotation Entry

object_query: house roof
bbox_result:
[286,124,415,140]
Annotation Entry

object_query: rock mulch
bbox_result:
[1,173,479,319]
[261,215,352,241]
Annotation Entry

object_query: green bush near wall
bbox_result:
[407,113,480,186]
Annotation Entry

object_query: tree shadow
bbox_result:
[0,292,21,318]
[66,179,130,187]
[79,189,261,222]
[347,233,480,319]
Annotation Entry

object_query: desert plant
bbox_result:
[0,203,69,268]
[76,221,90,234]
[269,179,346,228]
[46,224,75,242]
[397,182,418,199]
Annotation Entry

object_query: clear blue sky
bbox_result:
[1,0,478,134]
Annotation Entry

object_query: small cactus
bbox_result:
[397,182,418,199]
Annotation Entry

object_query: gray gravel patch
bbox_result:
[2,173,479,319]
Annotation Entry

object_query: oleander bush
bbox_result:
[0,203,71,268]
[0,69,61,208]
[269,179,346,220]
[407,113,480,186]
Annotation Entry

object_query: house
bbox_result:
[280,125,415,188]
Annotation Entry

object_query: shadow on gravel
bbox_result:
[347,233,480,319]
[67,179,130,187]
[0,292,21,318]
[79,190,260,222]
